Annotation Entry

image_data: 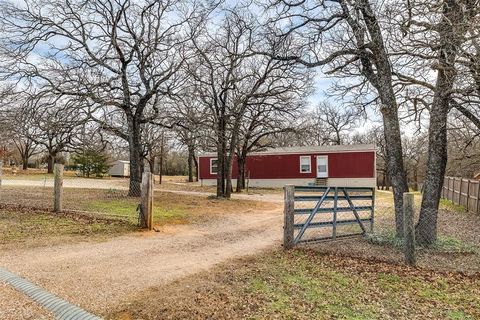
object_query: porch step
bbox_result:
[315,178,328,186]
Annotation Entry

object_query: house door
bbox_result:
[316,156,328,178]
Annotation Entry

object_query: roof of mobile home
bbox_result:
[199,144,375,157]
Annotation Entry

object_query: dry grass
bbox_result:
[0,207,136,251]
[0,188,276,250]
[301,190,480,274]
[108,250,480,320]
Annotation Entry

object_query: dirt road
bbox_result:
[0,209,282,318]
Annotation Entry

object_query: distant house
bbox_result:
[108,160,130,177]
[198,144,376,188]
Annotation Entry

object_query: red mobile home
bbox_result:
[198,144,376,188]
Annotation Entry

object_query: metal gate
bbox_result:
[283,186,375,247]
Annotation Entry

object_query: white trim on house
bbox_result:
[299,156,311,173]
[200,177,376,188]
[198,144,375,157]
[210,158,218,175]
[316,155,328,178]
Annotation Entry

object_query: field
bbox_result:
[0,175,479,319]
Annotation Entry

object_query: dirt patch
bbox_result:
[108,250,480,320]
[0,208,282,317]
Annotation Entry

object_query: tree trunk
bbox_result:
[216,113,226,197]
[128,119,143,197]
[158,153,163,184]
[416,102,449,245]
[378,105,408,238]
[47,152,56,174]
[225,155,233,198]
[187,145,195,182]
[148,156,155,173]
[416,0,464,246]
[22,154,28,170]
[354,0,409,238]
[193,154,199,182]
[236,156,245,193]
[412,167,419,192]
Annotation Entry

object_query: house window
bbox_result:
[300,156,311,173]
[210,158,218,174]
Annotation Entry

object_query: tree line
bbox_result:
[0,0,479,246]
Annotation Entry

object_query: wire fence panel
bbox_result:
[442,176,480,214]
[61,177,141,224]
[0,167,55,211]
[0,162,143,225]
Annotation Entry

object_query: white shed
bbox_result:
[108,160,130,177]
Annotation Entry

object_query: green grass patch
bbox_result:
[439,198,466,213]
[84,198,190,225]
[109,250,480,319]
[365,231,476,254]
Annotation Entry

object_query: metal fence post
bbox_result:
[53,164,64,213]
[140,172,153,230]
[283,185,295,249]
[403,192,416,266]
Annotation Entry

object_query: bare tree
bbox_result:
[0,107,39,170]
[403,134,428,192]
[190,8,312,198]
[310,102,361,145]
[20,97,86,173]
[234,105,301,192]
[169,90,210,182]
[0,0,206,195]
[388,0,480,245]
[266,0,409,237]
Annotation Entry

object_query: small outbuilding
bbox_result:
[108,160,130,177]
[198,144,376,188]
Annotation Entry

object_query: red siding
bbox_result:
[199,151,375,180]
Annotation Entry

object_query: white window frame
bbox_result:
[299,156,312,173]
[316,155,328,178]
[210,158,218,175]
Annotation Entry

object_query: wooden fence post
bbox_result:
[140,172,153,230]
[0,161,2,207]
[283,185,295,249]
[53,164,64,213]
[466,179,470,212]
[403,192,416,266]
[477,181,480,215]
[0,160,3,188]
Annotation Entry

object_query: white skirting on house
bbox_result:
[200,177,376,188]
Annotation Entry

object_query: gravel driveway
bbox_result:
[0,209,282,318]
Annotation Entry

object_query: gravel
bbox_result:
[0,282,53,320]
[0,209,282,317]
